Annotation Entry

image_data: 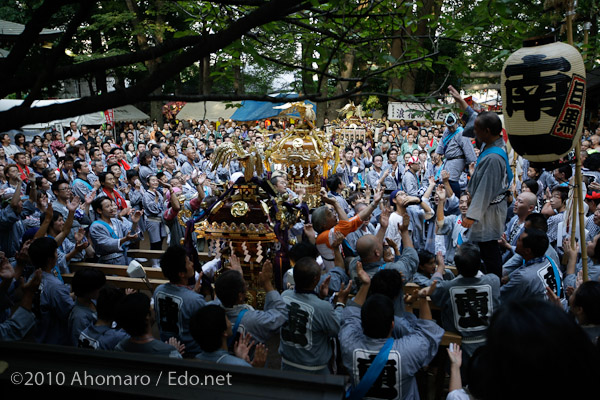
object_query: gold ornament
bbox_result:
[230,201,249,218]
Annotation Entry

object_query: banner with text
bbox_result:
[387,102,452,123]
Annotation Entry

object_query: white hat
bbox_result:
[230,172,244,183]
[445,113,458,127]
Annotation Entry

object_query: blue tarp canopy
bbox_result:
[230,94,316,121]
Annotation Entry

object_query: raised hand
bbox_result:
[319,187,336,205]
[417,279,437,299]
[38,193,49,211]
[399,210,410,232]
[75,238,89,252]
[258,260,274,290]
[166,337,186,355]
[448,85,462,103]
[356,261,370,286]
[447,343,462,367]
[15,240,32,266]
[319,275,331,299]
[461,217,475,228]
[436,184,446,201]
[331,230,346,248]
[251,343,268,368]
[379,206,391,230]
[440,169,449,182]
[436,251,445,268]
[161,181,172,190]
[563,238,579,261]
[545,286,562,308]
[234,333,255,363]
[72,226,84,241]
[498,233,510,250]
[196,172,207,186]
[22,269,42,293]
[193,271,203,293]
[229,253,243,274]
[385,237,399,251]
[125,231,139,242]
[373,185,384,204]
[589,181,600,191]
[336,280,353,305]
[67,195,81,212]
[131,209,143,224]
[303,223,316,239]
[44,201,54,218]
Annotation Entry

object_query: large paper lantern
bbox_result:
[501,38,586,162]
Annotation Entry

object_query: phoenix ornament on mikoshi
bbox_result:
[210,136,264,182]
[273,101,317,129]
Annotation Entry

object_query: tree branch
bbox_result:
[0,0,310,132]
[21,1,94,107]
[0,0,77,79]
[0,34,210,97]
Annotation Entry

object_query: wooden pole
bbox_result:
[566,0,589,281]
[574,141,589,282]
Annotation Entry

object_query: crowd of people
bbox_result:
[1,87,600,399]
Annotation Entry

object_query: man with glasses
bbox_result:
[367,154,396,191]
[544,186,569,249]
[52,179,91,241]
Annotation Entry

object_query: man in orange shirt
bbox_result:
[314,186,384,271]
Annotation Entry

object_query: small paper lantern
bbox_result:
[501,37,586,162]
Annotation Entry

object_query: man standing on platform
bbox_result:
[462,111,512,278]
[435,86,477,196]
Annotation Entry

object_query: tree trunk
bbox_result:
[301,40,315,94]
[125,0,164,123]
[232,52,243,95]
[198,55,212,95]
[202,55,212,94]
[327,51,355,121]
[315,77,328,127]
[91,30,107,95]
[389,0,441,97]
[388,29,403,96]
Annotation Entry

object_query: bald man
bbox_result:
[349,212,419,283]
[500,191,538,262]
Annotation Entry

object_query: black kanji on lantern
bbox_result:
[569,80,585,106]
[504,54,571,122]
[551,74,586,139]
[557,109,580,136]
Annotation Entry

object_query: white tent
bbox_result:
[0,99,150,129]
[177,101,236,121]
